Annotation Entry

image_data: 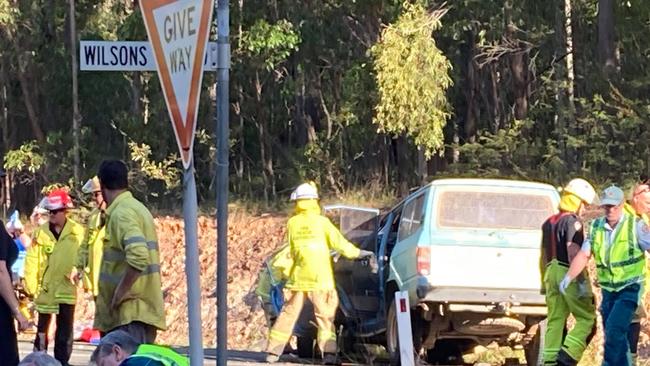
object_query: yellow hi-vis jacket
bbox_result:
[94,191,166,332]
[285,199,361,291]
[256,243,293,302]
[76,208,105,296]
[27,220,84,313]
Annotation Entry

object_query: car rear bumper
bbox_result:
[416,283,547,315]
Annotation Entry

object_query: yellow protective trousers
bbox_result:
[543,261,596,364]
[266,290,338,356]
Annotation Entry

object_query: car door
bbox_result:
[327,205,381,316]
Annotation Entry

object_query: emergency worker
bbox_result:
[90,330,188,366]
[29,189,84,366]
[265,182,374,364]
[563,186,650,366]
[94,160,165,343]
[624,181,650,365]
[540,178,597,366]
[72,176,106,297]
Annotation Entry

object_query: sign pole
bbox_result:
[183,161,204,366]
[216,0,230,364]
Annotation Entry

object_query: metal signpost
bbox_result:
[140,0,215,365]
[215,0,230,364]
[81,1,229,364]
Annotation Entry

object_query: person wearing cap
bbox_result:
[95,160,165,343]
[26,189,84,366]
[540,178,597,366]
[563,185,650,366]
[71,176,106,298]
[623,181,650,365]
[90,330,188,366]
[265,182,374,364]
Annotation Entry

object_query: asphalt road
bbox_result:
[18,341,370,366]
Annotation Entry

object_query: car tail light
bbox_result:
[416,247,431,275]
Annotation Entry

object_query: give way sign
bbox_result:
[140,0,215,169]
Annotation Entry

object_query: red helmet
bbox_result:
[44,189,74,211]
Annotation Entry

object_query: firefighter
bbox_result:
[29,189,84,366]
[265,182,373,365]
[540,178,597,366]
[72,176,106,297]
[94,160,166,343]
[562,186,650,366]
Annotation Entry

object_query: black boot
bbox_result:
[556,350,578,366]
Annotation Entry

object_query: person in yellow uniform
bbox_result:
[540,178,597,366]
[72,176,106,298]
[265,182,373,364]
[94,160,166,343]
[625,181,650,365]
[28,189,84,366]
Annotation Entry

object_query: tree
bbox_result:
[372,3,452,183]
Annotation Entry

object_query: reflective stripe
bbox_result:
[103,241,159,262]
[596,254,645,268]
[123,236,147,247]
[317,329,337,341]
[269,329,291,342]
[99,264,161,285]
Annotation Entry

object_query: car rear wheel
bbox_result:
[524,319,546,366]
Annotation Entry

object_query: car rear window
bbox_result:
[437,190,554,230]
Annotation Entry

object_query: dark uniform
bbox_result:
[0,221,19,366]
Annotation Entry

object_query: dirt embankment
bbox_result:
[74,211,288,350]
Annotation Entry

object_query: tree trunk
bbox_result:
[505,1,529,121]
[417,148,427,185]
[463,30,477,143]
[70,0,81,183]
[15,54,45,143]
[554,0,576,171]
[597,0,618,78]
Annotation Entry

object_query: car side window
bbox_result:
[398,194,426,241]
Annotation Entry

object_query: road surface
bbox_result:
[18,341,371,366]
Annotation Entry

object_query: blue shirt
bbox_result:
[581,214,650,253]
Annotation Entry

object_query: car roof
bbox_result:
[391,178,558,210]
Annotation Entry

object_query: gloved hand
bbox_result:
[559,274,573,295]
[358,250,374,259]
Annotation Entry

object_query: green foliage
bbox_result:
[4,141,45,174]
[372,3,453,158]
[128,142,181,195]
[240,19,301,71]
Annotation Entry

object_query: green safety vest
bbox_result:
[591,214,646,292]
[131,344,189,366]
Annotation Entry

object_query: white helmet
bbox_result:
[563,178,597,204]
[82,176,101,194]
[290,182,319,201]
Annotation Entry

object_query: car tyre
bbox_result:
[524,318,546,366]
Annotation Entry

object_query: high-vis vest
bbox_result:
[130,344,189,366]
[591,214,646,292]
[94,191,166,332]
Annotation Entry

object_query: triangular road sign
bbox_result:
[140,0,215,169]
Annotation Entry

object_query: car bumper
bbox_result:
[416,282,546,315]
